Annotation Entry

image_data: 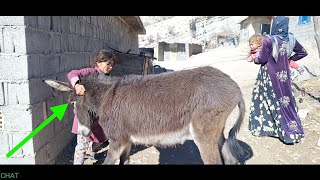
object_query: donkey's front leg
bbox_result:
[103,140,125,165]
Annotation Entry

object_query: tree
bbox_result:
[313,16,320,59]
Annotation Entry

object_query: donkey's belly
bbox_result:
[130,124,193,146]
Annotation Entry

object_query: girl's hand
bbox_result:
[75,84,86,95]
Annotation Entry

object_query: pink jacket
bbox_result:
[67,67,107,143]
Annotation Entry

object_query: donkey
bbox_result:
[45,66,246,164]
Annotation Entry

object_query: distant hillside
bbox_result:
[138,16,248,49]
[140,16,175,27]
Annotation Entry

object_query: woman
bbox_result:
[248,16,308,144]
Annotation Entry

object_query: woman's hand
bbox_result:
[75,84,86,96]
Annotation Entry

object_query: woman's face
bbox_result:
[97,60,114,74]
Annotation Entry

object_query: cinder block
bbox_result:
[73,35,82,52]
[86,16,91,24]
[52,128,73,162]
[0,132,9,157]
[85,24,90,37]
[27,55,41,79]
[97,17,102,28]
[39,55,60,77]
[51,16,62,33]
[92,27,97,39]
[59,54,75,73]
[80,38,86,51]
[69,18,76,34]
[2,105,33,131]
[32,117,55,153]
[60,34,69,52]
[78,16,85,21]
[9,133,34,157]
[0,27,3,53]
[91,16,97,26]
[37,16,51,31]
[69,53,88,69]
[61,16,70,34]
[56,73,68,83]
[67,35,75,52]
[86,39,93,52]
[30,101,47,130]
[102,31,106,41]
[51,33,61,54]
[75,20,81,35]
[7,82,30,105]
[25,27,52,54]
[0,82,8,106]
[0,16,25,26]
[24,16,38,28]
[3,26,27,54]
[0,55,28,80]
[29,79,55,105]
[0,82,4,106]
[80,21,86,37]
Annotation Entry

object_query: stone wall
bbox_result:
[0,16,141,164]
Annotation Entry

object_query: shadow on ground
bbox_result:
[56,137,253,165]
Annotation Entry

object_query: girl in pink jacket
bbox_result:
[67,49,116,164]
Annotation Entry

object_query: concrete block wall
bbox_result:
[0,16,34,164]
[289,16,320,76]
[0,16,141,164]
[289,16,316,47]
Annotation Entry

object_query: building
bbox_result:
[239,16,272,43]
[155,42,202,61]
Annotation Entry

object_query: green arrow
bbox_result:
[6,103,69,158]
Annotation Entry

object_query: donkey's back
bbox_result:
[94,66,245,164]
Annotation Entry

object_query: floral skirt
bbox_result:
[248,65,304,144]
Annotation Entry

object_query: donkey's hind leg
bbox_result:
[119,143,132,165]
[191,118,223,164]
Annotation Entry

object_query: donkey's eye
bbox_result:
[88,109,96,119]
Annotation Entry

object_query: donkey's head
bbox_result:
[44,78,99,137]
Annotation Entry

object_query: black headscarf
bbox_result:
[269,16,295,62]
[271,16,289,42]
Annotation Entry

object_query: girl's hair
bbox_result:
[249,34,263,44]
[91,49,117,67]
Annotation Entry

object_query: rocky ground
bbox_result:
[56,45,320,165]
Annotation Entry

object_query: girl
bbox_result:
[67,49,116,164]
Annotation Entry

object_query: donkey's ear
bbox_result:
[44,79,74,92]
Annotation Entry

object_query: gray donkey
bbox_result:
[45,66,246,164]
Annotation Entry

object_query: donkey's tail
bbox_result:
[228,95,245,139]
[225,95,247,163]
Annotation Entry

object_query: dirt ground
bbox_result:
[56,46,320,165]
